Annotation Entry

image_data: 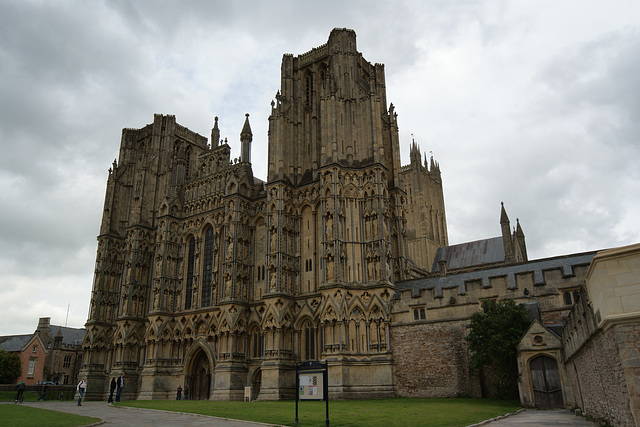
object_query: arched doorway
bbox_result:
[251,368,262,400]
[186,348,212,400]
[530,355,564,408]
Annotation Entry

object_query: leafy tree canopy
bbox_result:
[465,299,532,398]
[0,349,22,384]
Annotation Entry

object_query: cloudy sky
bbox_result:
[1,0,639,336]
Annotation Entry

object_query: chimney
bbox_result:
[37,317,51,332]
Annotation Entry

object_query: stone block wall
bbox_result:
[561,243,640,426]
[564,326,636,426]
[391,320,477,397]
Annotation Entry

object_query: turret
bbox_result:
[211,116,220,147]
[500,202,515,264]
[240,113,252,164]
[515,218,528,261]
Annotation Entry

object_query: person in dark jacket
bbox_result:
[37,383,48,401]
[115,372,125,402]
[15,381,25,403]
[108,377,117,403]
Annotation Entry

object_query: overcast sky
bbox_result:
[1,0,639,336]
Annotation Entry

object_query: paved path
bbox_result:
[481,408,597,426]
[18,401,281,427]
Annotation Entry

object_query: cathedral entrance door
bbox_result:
[188,348,212,400]
[251,368,262,400]
[530,355,563,408]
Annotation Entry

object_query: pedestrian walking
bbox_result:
[108,377,116,403]
[77,377,87,406]
[176,384,182,400]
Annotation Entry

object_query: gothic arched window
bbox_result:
[185,237,195,309]
[201,227,214,307]
[185,146,192,178]
[303,321,316,361]
[305,73,313,108]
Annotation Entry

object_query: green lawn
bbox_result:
[0,405,101,427]
[120,398,521,427]
[0,391,40,402]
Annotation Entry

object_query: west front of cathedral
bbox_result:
[81,29,593,403]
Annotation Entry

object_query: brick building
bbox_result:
[0,317,84,385]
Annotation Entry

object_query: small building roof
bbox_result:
[0,334,32,352]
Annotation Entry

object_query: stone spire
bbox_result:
[500,202,515,264]
[211,116,220,147]
[240,113,252,163]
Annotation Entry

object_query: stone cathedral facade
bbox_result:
[81,28,448,401]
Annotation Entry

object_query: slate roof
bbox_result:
[49,325,85,346]
[0,334,32,352]
[399,251,598,298]
[432,236,505,272]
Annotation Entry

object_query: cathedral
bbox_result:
[81,29,633,412]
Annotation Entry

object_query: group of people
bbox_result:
[75,371,125,406]
[176,384,189,400]
[17,372,193,404]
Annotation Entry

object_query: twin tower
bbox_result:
[81,28,447,400]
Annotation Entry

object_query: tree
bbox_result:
[0,350,22,384]
[465,299,532,399]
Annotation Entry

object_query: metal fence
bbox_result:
[0,384,77,401]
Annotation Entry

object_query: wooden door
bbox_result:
[530,355,564,408]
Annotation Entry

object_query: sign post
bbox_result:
[295,360,329,426]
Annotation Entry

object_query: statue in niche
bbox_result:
[269,270,277,291]
[326,256,334,281]
[153,285,160,309]
[374,257,380,277]
[270,228,277,251]
[225,275,232,299]
[325,214,333,240]
[226,238,233,262]
[137,298,144,316]
[367,259,374,280]
[122,294,128,314]
[372,216,378,238]
[106,303,112,321]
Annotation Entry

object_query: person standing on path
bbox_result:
[176,385,182,400]
[108,377,117,403]
[183,384,189,400]
[77,377,87,406]
[115,372,125,402]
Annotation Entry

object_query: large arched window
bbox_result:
[185,237,196,309]
[303,321,316,361]
[201,226,214,307]
[305,72,313,108]
[185,146,192,178]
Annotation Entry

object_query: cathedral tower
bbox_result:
[81,29,448,402]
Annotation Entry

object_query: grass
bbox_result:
[0,391,76,402]
[0,405,101,427]
[0,391,40,402]
[120,397,522,426]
